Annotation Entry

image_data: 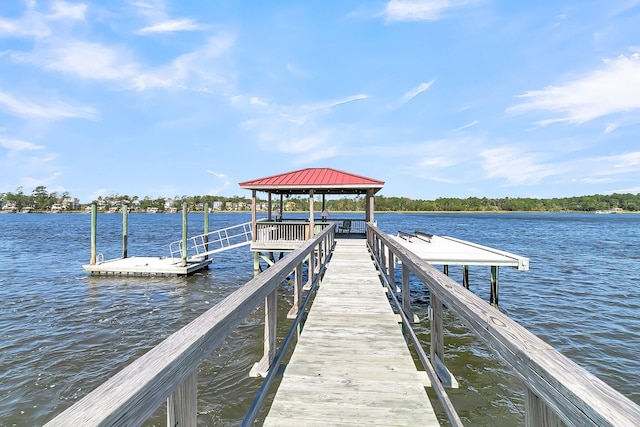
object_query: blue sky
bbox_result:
[1,0,639,203]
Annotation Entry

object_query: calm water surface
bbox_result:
[1,212,639,426]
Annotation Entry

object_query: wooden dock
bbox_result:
[263,238,439,426]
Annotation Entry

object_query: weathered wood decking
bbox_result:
[263,238,439,426]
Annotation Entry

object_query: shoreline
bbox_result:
[2,209,636,215]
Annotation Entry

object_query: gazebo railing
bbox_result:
[254,220,361,245]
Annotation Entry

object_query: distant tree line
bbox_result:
[371,193,640,212]
[2,186,640,212]
[0,186,75,211]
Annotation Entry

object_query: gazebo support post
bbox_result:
[308,190,314,239]
[251,190,257,242]
[280,194,284,219]
[366,189,375,223]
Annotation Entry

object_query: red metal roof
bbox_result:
[239,168,384,194]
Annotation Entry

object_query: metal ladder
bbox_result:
[169,221,253,262]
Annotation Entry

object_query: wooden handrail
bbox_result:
[45,226,336,427]
[367,224,640,426]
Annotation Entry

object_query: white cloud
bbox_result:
[397,80,434,106]
[10,39,140,81]
[138,18,204,34]
[384,0,481,22]
[609,186,640,194]
[0,138,45,151]
[0,12,51,38]
[455,120,479,130]
[302,94,369,111]
[609,151,640,169]
[507,53,640,126]
[0,1,86,38]
[479,146,557,185]
[132,34,234,91]
[48,1,87,21]
[206,170,226,178]
[9,32,234,92]
[0,90,96,120]
[417,156,458,168]
[132,0,205,35]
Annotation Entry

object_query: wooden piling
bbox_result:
[462,265,469,289]
[204,203,209,260]
[490,266,499,306]
[122,203,128,259]
[90,203,97,265]
[253,252,260,276]
[181,203,188,267]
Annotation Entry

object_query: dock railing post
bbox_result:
[181,203,188,267]
[388,250,395,289]
[431,293,445,378]
[90,203,97,265]
[402,263,413,322]
[167,370,197,427]
[304,248,315,291]
[251,286,277,377]
[122,202,128,259]
[524,387,562,427]
[287,262,303,319]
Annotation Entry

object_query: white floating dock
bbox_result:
[391,232,529,271]
[82,256,212,276]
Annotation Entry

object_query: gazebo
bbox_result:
[239,167,384,256]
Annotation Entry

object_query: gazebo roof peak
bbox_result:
[238,167,384,195]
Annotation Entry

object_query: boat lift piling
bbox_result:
[181,203,188,267]
[84,203,216,276]
[89,202,132,265]
[203,203,209,260]
[122,202,128,259]
[90,203,97,265]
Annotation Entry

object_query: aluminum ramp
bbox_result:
[169,221,253,261]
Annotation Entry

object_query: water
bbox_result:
[1,212,639,426]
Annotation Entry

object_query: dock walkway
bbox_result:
[263,238,439,426]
